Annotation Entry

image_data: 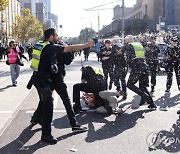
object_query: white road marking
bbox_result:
[26,110,66,114]
[0,71,8,75]
[0,111,13,114]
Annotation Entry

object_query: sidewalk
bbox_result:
[0,62,33,136]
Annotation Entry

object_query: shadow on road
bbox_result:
[0,125,42,154]
[0,85,13,92]
[83,110,153,143]
[149,116,180,153]
[155,93,180,108]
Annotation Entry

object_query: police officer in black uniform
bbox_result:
[164,37,180,92]
[123,35,156,109]
[73,66,113,115]
[145,36,160,93]
[112,37,127,100]
[30,28,94,144]
[100,40,114,90]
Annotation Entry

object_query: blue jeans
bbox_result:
[10,64,20,85]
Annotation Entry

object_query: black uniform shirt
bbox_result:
[100,47,114,66]
[165,45,180,62]
[112,45,126,68]
[122,43,147,72]
[145,43,159,61]
[35,41,64,79]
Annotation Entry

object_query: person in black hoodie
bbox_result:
[112,36,127,100]
[100,40,114,90]
[164,37,180,92]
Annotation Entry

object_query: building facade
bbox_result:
[0,0,21,44]
[99,0,180,38]
[21,0,58,30]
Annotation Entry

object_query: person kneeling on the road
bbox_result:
[73,66,113,116]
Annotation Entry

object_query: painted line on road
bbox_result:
[0,111,13,114]
[26,110,66,114]
[0,71,8,75]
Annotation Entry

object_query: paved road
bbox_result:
[0,53,179,154]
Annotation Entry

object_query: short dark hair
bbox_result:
[105,40,111,44]
[44,28,56,40]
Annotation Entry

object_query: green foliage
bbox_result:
[79,28,97,43]
[12,8,43,43]
[0,0,8,11]
[125,15,150,35]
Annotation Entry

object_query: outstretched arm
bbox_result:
[64,41,94,53]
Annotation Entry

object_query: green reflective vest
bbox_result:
[129,42,145,58]
[30,41,50,71]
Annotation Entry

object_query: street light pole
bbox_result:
[98,11,100,37]
[121,0,125,45]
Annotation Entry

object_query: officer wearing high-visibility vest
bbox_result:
[73,66,113,115]
[30,43,88,141]
[30,28,94,144]
[122,35,156,109]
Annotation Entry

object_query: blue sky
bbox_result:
[51,0,136,37]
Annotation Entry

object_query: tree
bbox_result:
[79,28,96,43]
[0,0,8,11]
[125,15,150,35]
[12,8,43,43]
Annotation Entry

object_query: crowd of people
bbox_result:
[72,34,180,120]
[0,27,179,145]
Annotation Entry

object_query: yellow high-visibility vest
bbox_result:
[129,42,145,58]
[30,41,50,71]
[93,67,104,76]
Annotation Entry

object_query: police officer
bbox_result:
[100,40,114,90]
[123,35,156,109]
[112,36,127,100]
[73,66,113,115]
[30,28,94,144]
[164,37,180,92]
[145,36,160,93]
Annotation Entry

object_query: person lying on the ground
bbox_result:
[81,90,124,114]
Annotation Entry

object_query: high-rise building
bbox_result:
[21,0,58,30]
[0,0,21,44]
[99,0,180,37]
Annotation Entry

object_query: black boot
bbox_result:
[41,135,57,144]
[177,110,180,115]
[150,86,155,93]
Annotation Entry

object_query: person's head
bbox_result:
[113,36,120,44]
[125,35,134,44]
[104,39,111,48]
[150,36,156,44]
[9,40,15,48]
[44,28,58,43]
[170,37,178,46]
